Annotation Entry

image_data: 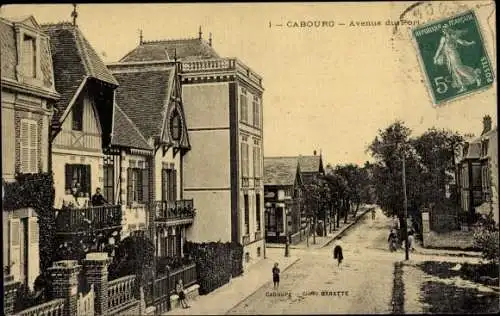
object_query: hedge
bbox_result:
[185,241,243,295]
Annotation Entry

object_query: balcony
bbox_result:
[180,58,263,87]
[152,200,195,226]
[55,205,122,233]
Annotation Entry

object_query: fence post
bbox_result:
[3,276,20,315]
[48,260,82,316]
[421,211,430,247]
[82,252,112,316]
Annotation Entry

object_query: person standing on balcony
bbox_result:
[91,187,108,206]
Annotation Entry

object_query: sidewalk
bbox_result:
[163,248,300,315]
[266,206,374,250]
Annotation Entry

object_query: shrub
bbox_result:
[185,241,243,295]
[473,213,500,263]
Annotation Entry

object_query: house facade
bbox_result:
[119,31,265,267]
[107,60,194,260]
[1,15,60,289]
[457,115,499,224]
[41,22,123,258]
[263,157,303,244]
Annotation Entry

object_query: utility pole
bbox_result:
[401,146,409,261]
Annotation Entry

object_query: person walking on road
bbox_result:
[388,229,398,252]
[333,237,344,267]
[272,262,280,289]
[407,230,415,252]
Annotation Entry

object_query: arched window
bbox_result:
[170,110,181,141]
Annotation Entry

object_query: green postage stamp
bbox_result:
[412,10,494,105]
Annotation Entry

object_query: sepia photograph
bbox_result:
[1,1,497,315]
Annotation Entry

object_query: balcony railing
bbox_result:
[180,58,263,87]
[108,275,136,312]
[153,200,195,222]
[16,298,65,316]
[55,205,122,233]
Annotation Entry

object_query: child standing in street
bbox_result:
[272,262,280,289]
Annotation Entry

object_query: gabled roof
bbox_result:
[111,104,153,151]
[1,16,58,94]
[120,37,220,62]
[464,126,498,160]
[298,155,323,173]
[109,65,173,141]
[264,157,301,186]
[41,22,118,123]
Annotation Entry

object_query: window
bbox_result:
[241,142,249,177]
[170,110,182,141]
[244,194,249,235]
[256,193,261,231]
[240,89,248,122]
[127,166,149,204]
[20,119,38,174]
[257,247,261,257]
[72,98,83,131]
[161,168,177,201]
[481,140,489,157]
[471,164,482,187]
[65,164,91,197]
[103,164,114,203]
[22,35,36,78]
[253,96,260,127]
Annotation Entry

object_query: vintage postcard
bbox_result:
[1,2,498,315]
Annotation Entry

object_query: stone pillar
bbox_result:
[82,253,111,316]
[48,260,81,316]
[421,211,430,247]
[3,276,20,316]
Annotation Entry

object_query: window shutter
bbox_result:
[9,218,21,280]
[142,168,149,203]
[65,165,72,191]
[162,169,167,202]
[173,169,177,201]
[29,121,38,173]
[20,120,30,173]
[27,217,40,287]
[127,168,133,205]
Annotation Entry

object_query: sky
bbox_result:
[1,2,496,166]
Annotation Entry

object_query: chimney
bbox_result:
[209,32,212,47]
[198,26,202,39]
[313,150,317,156]
[139,29,143,45]
[482,115,492,135]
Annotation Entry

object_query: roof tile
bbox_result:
[264,157,299,186]
[112,104,153,150]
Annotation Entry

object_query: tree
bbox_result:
[323,172,348,232]
[367,121,425,232]
[302,179,329,244]
[411,128,464,207]
[108,235,155,295]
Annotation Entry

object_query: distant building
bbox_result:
[1,15,60,289]
[457,115,498,224]
[119,29,265,268]
[298,151,325,184]
[263,157,303,244]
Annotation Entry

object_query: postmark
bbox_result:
[411,10,494,105]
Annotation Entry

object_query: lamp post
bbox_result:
[264,202,272,259]
[401,148,409,261]
[284,208,290,257]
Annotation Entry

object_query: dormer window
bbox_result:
[22,34,37,78]
[170,110,181,141]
